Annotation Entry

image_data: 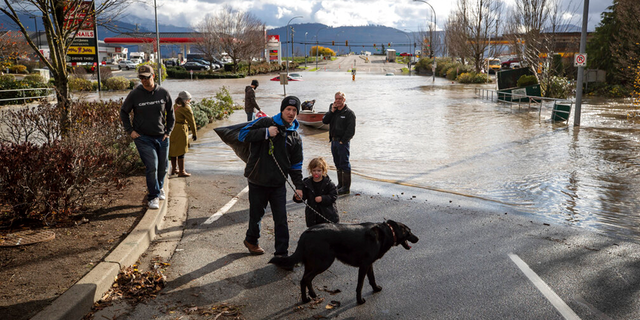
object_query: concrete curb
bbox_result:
[31,178,171,320]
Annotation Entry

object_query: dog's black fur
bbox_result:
[269,219,418,304]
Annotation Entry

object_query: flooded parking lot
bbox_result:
[70,70,640,241]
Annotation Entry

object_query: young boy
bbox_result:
[294,157,340,227]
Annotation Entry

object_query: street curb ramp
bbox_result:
[31,178,170,320]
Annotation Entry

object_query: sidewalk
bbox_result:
[31,176,188,320]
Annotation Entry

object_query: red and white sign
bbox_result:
[268,35,280,42]
[75,30,94,38]
[574,53,587,67]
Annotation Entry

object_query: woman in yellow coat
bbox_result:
[169,91,197,177]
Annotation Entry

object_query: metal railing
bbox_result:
[475,88,573,120]
[0,87,55,103]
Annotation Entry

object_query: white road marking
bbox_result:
[508,253,581,320]
[203,186,249,225]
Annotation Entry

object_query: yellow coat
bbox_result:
[169,104,197,157]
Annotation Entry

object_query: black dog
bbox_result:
[269,220,418,304]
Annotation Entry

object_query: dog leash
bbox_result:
[269,138,334,224]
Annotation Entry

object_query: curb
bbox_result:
[31,178,171,320]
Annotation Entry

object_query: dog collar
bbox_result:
[386,223,397,245]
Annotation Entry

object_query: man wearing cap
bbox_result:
[238,96,304,258]
[322,91,356,195]
[244,79,261,121]
[120,65,175,209]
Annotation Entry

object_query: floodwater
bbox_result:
[79,71,640,241]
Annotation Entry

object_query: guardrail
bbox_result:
[475,88,574,121]
[0,87,55,103]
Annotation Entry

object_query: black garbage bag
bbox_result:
[214,122,251,163]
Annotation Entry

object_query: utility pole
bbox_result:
[574,0,589,126]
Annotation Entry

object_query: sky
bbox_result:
[125,0,614,33]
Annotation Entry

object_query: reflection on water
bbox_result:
[82,72,640,241]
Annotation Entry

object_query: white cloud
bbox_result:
[123,0,613,32]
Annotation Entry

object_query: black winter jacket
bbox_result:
[322,104,356,143]
[294,175,339,227]
[238,114,303,189]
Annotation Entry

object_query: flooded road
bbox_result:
[79,69,640,241]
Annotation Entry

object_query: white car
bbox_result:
[118,60,136,70]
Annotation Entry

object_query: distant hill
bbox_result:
[268,23,444,57]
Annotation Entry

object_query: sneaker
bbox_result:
[159,189,166,200]
[148,198,160,209]
[243,240,265,255]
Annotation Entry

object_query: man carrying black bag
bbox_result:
[237,96,304,258]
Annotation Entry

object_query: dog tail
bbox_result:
[268,242,304,269]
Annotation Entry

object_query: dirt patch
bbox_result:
[0,176,148,320]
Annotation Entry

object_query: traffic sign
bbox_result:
[574,53,587,67]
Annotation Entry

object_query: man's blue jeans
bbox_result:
[246,182,289,255]
[133,135,168,200]
[331,140,351,172]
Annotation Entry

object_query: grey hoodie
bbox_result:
[120,84,175,137]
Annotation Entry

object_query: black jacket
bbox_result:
[322,104,356,143]
[238,114,303,189]
[294,175,339,227]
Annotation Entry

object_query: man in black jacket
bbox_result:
[322,91,356,195]
[238,96,304,256]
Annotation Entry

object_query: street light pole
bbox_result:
[413,0,436,58]
[154,0,162,85]
[315,26,329,70]
[285,16,303,76]
[397,31,412,75]
[304,32,308,68]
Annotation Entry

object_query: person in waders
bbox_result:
[322,91,356,195]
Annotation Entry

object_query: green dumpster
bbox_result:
[552,103,571,121]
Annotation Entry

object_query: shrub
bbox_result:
[0,74,16,82]
[446,68,459,80]
[542,76,573,99]
[97,66,113,82]
[68,76,93,91]
[73,66,87,76]
[23,74,45,84]
[517,75,538,87]
[0,99,141,227]
[104,76,130,91]
[0,77,52,105]
[9,65,27,74]
[190,86,241,129]
[458,72,490,84]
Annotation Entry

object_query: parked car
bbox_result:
[183,61,210,71]
[501,58,521,69]
[270,74,302,82]
[399,52,412,56]
[164,59,177,67]
[118,60,136,70]
[289,73,303,80]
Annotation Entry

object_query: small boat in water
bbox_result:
[297,100,328,130]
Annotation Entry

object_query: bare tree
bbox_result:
[194,6,265,73]
[1,0,133,134]
[446,0,503,73]
[504,0,578,94]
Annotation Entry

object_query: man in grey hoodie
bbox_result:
[120,65,175,209]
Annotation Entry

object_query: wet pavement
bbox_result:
[84,57,640,319]
[73,57,640,242]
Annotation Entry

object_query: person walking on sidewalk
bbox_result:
[322,91,356,195]
[169,91,197,177]
[238,96,304,256]
[294,157,339,227]
[244,79,261,121]
[120,65,175,209]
